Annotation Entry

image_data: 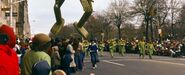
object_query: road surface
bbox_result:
[73,52,185,75]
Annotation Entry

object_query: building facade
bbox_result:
[0,0,31,38]
[0,0,10,25]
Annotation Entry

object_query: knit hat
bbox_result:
[31,60,51,75]
[0,24,16,48]
[31,33,51,50]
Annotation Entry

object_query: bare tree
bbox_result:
[150,0,170,41]
[170,0,183,38]
[95,12,112,40]
[83,14,104,40]
[106,0,131,40]
[132,0,157,41]
[176,3,185,39]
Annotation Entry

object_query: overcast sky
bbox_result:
[28,0,112,35]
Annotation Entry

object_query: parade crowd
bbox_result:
[18,34,100,75]
[0,24,185,75]
[0,24,100,75]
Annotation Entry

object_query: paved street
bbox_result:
[73,52,185,75]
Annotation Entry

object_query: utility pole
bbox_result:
[10,0,13,27]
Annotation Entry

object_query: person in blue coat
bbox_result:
[88,40,99,69]
[61,45,72,75]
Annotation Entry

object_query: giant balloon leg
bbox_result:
[73,0,93,39]
[49,0,65,38]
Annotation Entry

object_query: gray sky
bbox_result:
[28,0,112,35]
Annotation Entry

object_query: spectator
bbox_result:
[21,33,52,75]
[60,39,72,75]
[181,41,185,56]
[67,38,76,73]
[51,38,61,71]
[0,24,19,75]
[73,38,83,71]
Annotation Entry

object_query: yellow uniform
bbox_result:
[146,43,155,59]
[98,42,104,57]
[120,40,126,56]
[138,41,146,58]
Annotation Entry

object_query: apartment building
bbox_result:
[0,0,31,38]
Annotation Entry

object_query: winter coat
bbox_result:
[61,48,72,67]
[21,50,51,75]
[88,43,98,53]
[51,46,61,67]
[67,44,76,67]
[0,45,19,75]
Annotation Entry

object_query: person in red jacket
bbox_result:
[0,24,19,75]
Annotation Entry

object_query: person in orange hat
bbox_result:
[21,33,52,75]
[0,24,19,75]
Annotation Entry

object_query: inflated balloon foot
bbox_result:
[49,18,64,38]
[73,22,89,39]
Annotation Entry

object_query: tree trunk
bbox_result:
[150,17,154,41]
[145,15,149,42]
[118,27,121,40]
[105,29,109,40]
[171,12,174,38]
